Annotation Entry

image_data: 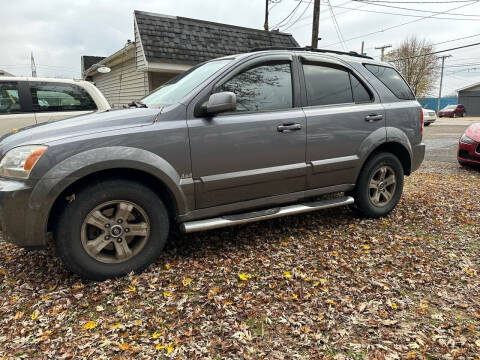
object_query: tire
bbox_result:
[56,179,170,281]
[424,122,431,127]
[353,152,404,218]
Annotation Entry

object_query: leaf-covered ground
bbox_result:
[0,162,479,359]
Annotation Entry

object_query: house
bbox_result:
[0,70,14,77]
[457,82,480,116]
[81,10,299,108]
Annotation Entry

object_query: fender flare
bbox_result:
[26,147,188,244]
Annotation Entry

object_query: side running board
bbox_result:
[181,196,354,233]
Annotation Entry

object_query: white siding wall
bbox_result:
[92,57,148,109]
[134,20,148,72]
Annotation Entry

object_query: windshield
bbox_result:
[141,59,233,107]
[442,105,456,110]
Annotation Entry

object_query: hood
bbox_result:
[465,123,480,142]
[0,108,160,152]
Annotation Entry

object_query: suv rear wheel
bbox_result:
[353,152,404,218]
[56,179,169,280]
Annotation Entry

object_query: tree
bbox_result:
[384,36,439,98]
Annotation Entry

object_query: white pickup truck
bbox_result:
[0,77,110,135]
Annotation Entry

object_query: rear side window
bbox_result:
[216,61,293,112]
[30,82,97,112]
[364,64,415,100]
[0,82,22,114]
[303,64,353,106]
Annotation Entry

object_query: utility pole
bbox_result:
[375,44,392,61]
[437,55,452,113]
[361,41,365,56]
[311,0,321,48]
[30,52,37,78]
[264,0,269,31]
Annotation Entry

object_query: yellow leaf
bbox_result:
[391,301,398,309]
[126,285,136,292]
[326,299,335,305]
[281,241,288,247]
[319,278,328,285]
[14,311,24,320]
[82,321,98,330]
[163,291,172,298]
[167,343,175,354]
[156,344,166,351]
[292,294,298,300]
[165,263,171,270]
[182,278,192,287]
[464,268,474,276]
[332,251,339,257]
[284,271,292,279]
[363,244,371,250]
[238,273,251,281]
[112,323,121,329]
[305,276,312,282]
[118,342,130,351]
[152,331,161,339]
[31,310,39,320]
[10,296,19,303]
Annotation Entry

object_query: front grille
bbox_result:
[459,149,480,161]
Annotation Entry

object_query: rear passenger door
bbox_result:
[29,81,98,123]
[299,56,386,191]
[0,81,35,135]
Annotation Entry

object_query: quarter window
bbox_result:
[350,74,373,103]
[303,64,353,106]
[216,62,293,112]
[364,64,415,100]
[30,82,97,112]
[0,82,22,114]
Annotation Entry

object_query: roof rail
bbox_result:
[249,46,374,60]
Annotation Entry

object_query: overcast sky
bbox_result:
[1,0,480,96]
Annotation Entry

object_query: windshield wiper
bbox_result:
[128,101,148,108]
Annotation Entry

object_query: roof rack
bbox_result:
[249,46,374,60]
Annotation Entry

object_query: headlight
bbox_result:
[0,145,48,179]
[460,134,474,145]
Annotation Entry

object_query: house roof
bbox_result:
[457,81,480,92]
[81,55,106,73]
[134,10,300,65]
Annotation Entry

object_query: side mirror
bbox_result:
[206,92,236,115]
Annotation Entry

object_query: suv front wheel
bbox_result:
[353,152,404,218]
[56,179,170,281]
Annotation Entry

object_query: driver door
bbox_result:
[187,56,307,209]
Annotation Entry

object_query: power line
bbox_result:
[272,0,303,29]
[324,1,479,48]
[357,0,477,3]
[352,0,480,17]
[281,1,312,30]
[326,0,347,50]
[392,42,480,61]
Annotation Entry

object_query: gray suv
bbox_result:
[0,48,425,280]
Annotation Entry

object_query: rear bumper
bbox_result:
[411,143,426,173]
[0,178,47,249]
[458,140,480,165]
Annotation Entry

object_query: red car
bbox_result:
[438,104,466,118]
[458,123,480,166]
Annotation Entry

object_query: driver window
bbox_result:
[216,61,293,112]
[0,82,22,114]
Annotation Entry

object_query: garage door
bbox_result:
[459,91,480,116]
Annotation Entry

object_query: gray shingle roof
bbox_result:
[81,55,106,73]
[134,10,300,65]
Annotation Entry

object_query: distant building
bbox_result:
[81,10,299,108]
[457,82,480,116]
[418,97,457,111]
[0,69,13,77]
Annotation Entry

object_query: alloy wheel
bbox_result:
[81,200,150,263]
[368,166,397,207]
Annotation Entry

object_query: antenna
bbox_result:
[31,52,37,77]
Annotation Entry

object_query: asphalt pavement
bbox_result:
[423,117,479,164]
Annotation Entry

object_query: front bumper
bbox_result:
[458,140,480,165]
[0,178,47,248]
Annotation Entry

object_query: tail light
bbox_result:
[420,108,424,134]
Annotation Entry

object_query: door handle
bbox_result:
[365,114,383,122]
[277,123,302,132]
